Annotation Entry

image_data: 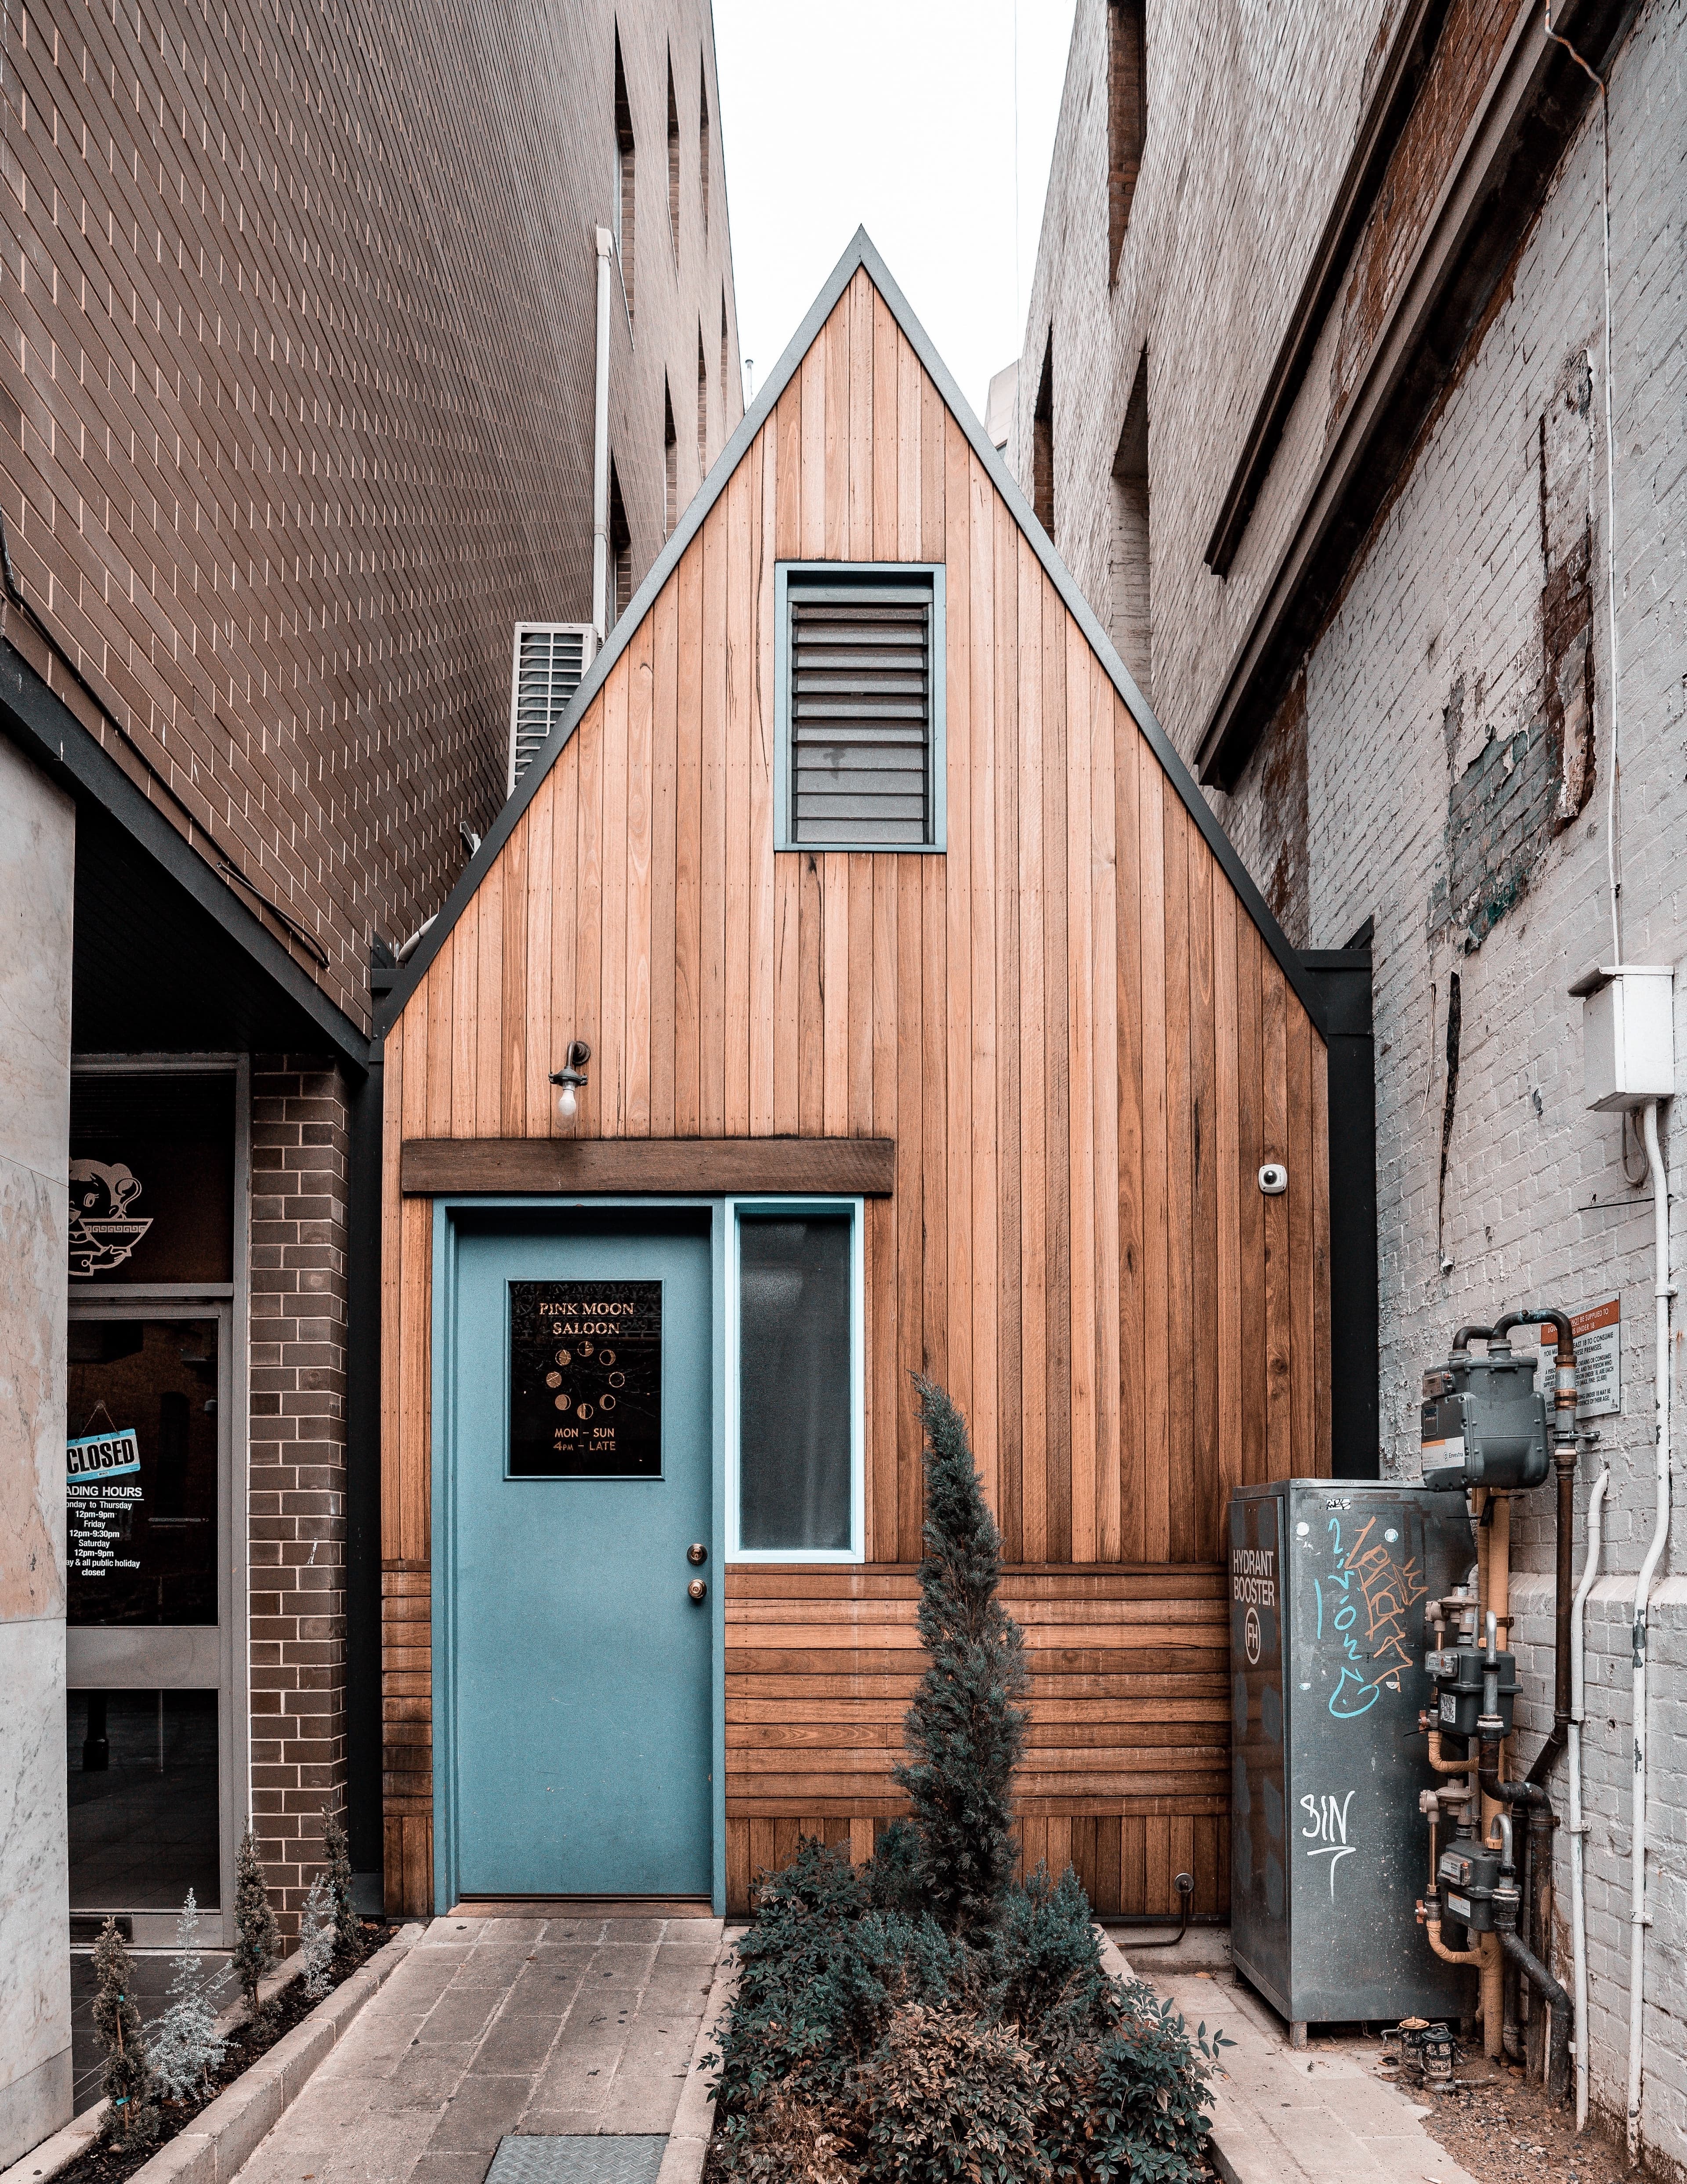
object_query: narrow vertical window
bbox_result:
[609,460,631,624]
[720,293,731,417]
[1107,0,1147,280]
[730,1202,862,1561]
[666,52,681,262]
[696,331,708,484]
[699,62,711,238]
[613,34,635,323]
[1110,350,1151,704]
[663,379,678,536]
[1032,333,1055,542]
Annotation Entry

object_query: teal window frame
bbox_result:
[724,1195,865,1563]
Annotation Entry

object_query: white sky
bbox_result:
[712,0,1079,429]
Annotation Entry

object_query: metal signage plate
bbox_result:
[508,1279,662,1479]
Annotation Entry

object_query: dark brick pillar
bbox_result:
[250,1056,349,1937]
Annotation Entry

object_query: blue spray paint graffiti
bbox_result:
[1318,1514,1428,1721]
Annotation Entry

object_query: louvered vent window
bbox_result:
[507,623,595,796]
[779,566,945,850]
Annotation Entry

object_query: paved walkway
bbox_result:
[1114,1948,1484,2184]
[228,1915,724,2184]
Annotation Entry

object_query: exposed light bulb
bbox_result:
[557,1080,578,1123]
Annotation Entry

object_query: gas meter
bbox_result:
[1419,1341,1549,1492]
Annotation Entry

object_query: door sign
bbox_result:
[67,1428,144,1582]
[68,1427,142,1480]
[508,1279,662,1478]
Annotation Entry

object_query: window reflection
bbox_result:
[66,1320,220,1626]
[738,1219,852,1551]
[66,1690,220,1912]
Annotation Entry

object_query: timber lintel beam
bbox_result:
[400,1135,897,1197]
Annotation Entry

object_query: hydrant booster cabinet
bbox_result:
[1229,1480,1476,2029]
[1231,1312,1585,2093]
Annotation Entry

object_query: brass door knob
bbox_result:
[687,1578,707,1603]
[687,1543,708,1565]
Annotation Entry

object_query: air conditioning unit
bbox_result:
[508,623,596,796]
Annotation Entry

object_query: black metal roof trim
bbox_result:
[0,637,370,1069]
[380,228,1325,1038]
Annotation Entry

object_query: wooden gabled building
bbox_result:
[377,232,1331,1920]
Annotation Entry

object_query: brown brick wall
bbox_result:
[0,0,741,1033]
[249,1055,349,1934]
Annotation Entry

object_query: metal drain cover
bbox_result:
[485,2139,667,2184]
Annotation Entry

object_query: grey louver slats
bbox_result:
[508,624,594,795]
[789,577,932,845]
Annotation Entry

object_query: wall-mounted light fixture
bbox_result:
[550,1041,591,1123]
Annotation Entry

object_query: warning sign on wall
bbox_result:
[1528,1300,1621,1419]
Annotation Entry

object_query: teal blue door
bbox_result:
[448,1220,713,1897]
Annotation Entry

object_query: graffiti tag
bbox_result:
[1318,1514,1427,1720]
[1300,1790,1358,1899]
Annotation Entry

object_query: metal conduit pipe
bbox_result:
[1570,1465,1609,2133]
[1628,1097,1674,2162]
[1501,1929,1573,2104]
[591,226,613,642]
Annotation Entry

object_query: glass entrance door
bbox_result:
[65,1303,235,1944]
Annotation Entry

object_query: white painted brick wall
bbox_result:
[1014,0,1686,2163]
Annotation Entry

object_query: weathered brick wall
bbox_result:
[0,0,741,1032]
[1007,0,1397,751]
[1278,8,1685,2148]
[1015,0,1684,2158]
[249,1057,350,1936]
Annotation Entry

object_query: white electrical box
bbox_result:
[1571,964,1675,1111]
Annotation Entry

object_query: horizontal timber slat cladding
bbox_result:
[379,257,1328,1917]
[723,1564,1230,1913]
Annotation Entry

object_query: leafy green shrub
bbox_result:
[714,1838,967,2122]
[858,2005,1047,2184]
[1082,1984,1224,2182]
[709,2093,856,2183]
[894,1379,1027,1937]
[985,1862,1115,2037]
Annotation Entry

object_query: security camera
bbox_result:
[1257,1163,1288,1195]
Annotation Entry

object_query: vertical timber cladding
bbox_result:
[380,258,1331,1919]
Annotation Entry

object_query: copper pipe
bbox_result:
[1424,1917,1483,1968]
[1481,1932,1505,2056]
[1426,1731,1473,1777]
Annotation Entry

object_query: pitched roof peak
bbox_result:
[380,230,1324,1035]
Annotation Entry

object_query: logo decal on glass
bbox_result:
[68,1160,153,1278]
[509,1281,661,1478]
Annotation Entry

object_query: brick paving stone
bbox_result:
[227,1917,724,2184]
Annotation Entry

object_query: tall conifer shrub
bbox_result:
[322,1807,355,1965]
[893,1377,1028,1934]
[148,1888,228,2101]
[92,1917,162,2145]
[233,1825,281,2021]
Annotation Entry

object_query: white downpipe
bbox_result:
[1569,1463,1607,2133]
[592,226,614,642]
[1626,1097,1673,2160]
